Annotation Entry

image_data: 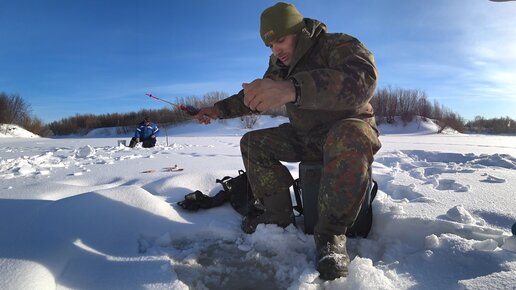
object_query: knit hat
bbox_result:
[260,2,305,46]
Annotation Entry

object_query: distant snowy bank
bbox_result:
[0,124,40,138]
[85,115,451,138]
[378,116,460,135]
[1,116,457,139]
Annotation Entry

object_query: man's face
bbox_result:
[270,34,297,66]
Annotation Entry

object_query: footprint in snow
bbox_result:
[428,177,470,192]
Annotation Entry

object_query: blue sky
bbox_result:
[1,0,515,122]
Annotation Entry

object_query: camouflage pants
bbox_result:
[240,118,381,235]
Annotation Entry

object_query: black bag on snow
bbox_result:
[178,170,259,216]
[216,170,259,216]
[178,170,302,217]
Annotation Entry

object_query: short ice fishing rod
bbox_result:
[145,93,200,115]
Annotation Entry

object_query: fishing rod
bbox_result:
[145,93,200,115]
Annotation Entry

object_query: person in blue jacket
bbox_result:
[129,117,159,148]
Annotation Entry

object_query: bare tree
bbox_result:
[0,93,31,124]
[241,114,260,129]
[432,100,443,121]
[417,93,432,119]
[0,93,9,123]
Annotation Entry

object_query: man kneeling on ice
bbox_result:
[129,117,159,148]
[193,2,381,280]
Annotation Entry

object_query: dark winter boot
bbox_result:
[315,233,349,280]
[142,138,156,148]
[129,137,139,148]
[241,191,294,234]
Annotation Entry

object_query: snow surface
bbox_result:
[1,116,515,290]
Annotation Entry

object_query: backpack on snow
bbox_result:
[177,170,259,216]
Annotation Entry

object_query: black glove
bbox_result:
[150,135,155,139]
[178,190,213,211]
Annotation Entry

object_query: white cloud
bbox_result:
[412,1,516,103]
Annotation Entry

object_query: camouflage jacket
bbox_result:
[214,18,379,136]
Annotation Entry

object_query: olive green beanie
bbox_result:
[260,2,305,46]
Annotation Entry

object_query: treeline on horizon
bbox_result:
[46,92,230,136]
[370,87,515,134]
[1,89,514,136]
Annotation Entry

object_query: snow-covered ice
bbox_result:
[0,117,515,289]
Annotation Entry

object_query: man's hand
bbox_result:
[242,79,296,112]
[193,106,221,124]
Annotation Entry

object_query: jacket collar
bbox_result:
[269,18,327,75]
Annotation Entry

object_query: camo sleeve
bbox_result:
[291,35,378,111]
[213,90,252,119]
